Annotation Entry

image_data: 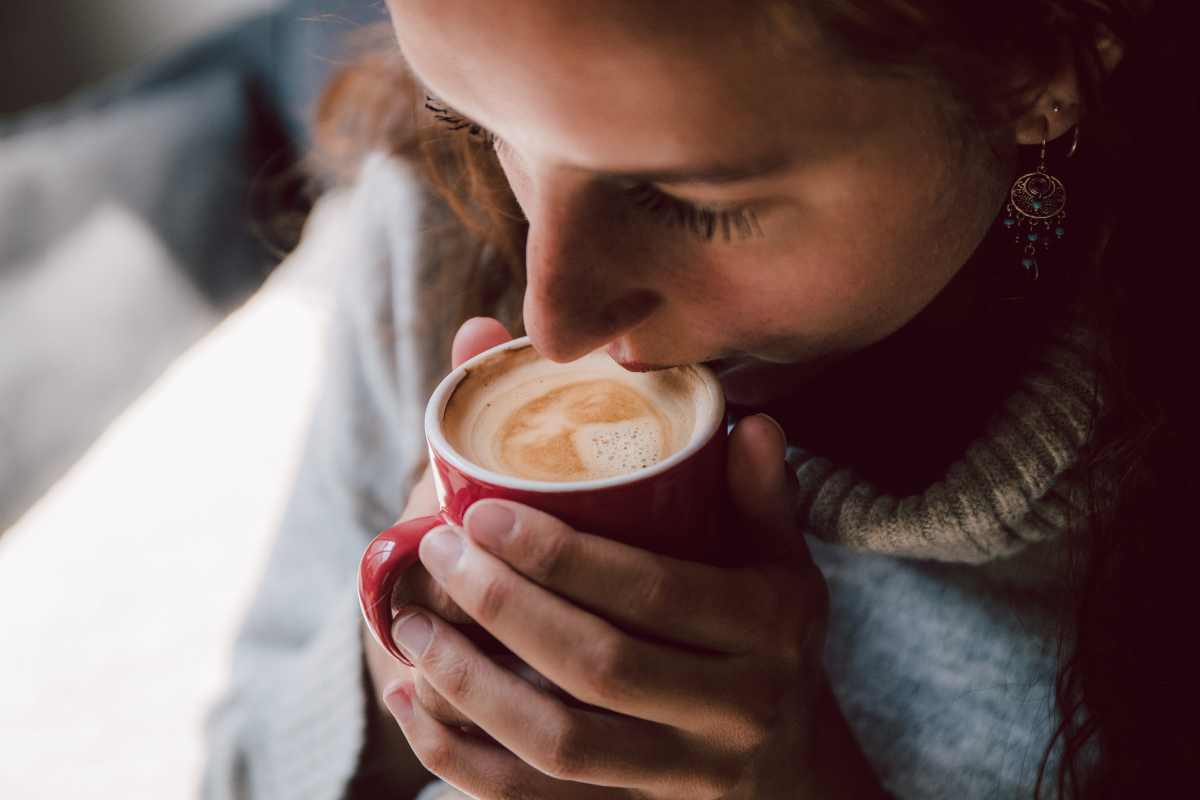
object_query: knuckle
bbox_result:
[392,565,464,622]
[700,758,749,799]
[472,573,512,625]
[427,647,476,705]
[495,781,537,800]
[579,636,632,706]
[633,563,677,615]
[739,683,782,744]
[425,571,471,623]
[526,525,572,585]
[412,673,440,708]
[413,675,463,727]
[412,728,455,775]
[534,712,587,780]
[709,671,780,748]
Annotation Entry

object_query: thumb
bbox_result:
[452,317,512,368]
[726,413,808,563]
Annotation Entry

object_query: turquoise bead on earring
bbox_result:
[1022,257,1037,270]
[1055,226,1065,238]
[1027,232,1039,241]
[1004,218,1016,228]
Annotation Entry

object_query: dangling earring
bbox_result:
[1000,103,1079,280]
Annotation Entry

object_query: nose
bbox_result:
[521,175,662,362]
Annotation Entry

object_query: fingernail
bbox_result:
[420,526,464,580]
[757,413,787,449]
[383,682,414,723]
[465,502,516,550]
[393,612,433,660]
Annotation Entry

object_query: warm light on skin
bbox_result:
[386,0,1051,402]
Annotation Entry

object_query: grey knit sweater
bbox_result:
[202,155,1098,799]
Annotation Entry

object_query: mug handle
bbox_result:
[358,513,448,666]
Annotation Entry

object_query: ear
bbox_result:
[1013,31,1125,146]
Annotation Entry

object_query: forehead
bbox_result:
[387,0,875,168]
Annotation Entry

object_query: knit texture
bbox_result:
[795,323,1100,562]
[202,154,1097,799]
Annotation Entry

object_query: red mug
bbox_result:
[357,337,728,665]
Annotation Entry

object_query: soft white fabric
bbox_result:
[201,155,434,800]
[0,189,351,800]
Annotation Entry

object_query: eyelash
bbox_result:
[424,96,762,243]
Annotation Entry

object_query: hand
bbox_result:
[380,414,887,798]
[363,317,519,736]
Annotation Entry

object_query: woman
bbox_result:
[204,1,1197,798]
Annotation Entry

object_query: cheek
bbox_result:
[631,244,798,355]
[661,212,968,358]
[706,160,996,352]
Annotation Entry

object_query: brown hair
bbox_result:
[311,24,527,343]
[313,2,1196,797]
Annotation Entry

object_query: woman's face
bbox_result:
[388,0,1016,401]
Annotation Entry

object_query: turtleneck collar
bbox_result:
[788,321,1101,563]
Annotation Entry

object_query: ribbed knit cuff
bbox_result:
[251,581,368,800]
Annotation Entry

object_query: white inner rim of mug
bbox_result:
[425,337,726,493]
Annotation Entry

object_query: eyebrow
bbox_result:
[420,85,790,187]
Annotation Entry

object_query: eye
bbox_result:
[424,96,763,243]
[625,184,762,243]
[425,96,503,149]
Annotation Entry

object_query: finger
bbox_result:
[452,317,512,368]
[462,500,776,654]
[418,526,774,731]
[390,607,701,791]
[411,653,562,734]
[412,671,476,732]
[391,562,473,625]
[727,413,812,566]
[363,618,415,717]
[384,682,622,800]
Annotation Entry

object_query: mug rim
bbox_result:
[425,336,726,494]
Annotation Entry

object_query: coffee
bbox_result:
[442,346,715,482]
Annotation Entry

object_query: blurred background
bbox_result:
[1,0,362,529]
[0,1,282,114]
[1,2,390,797]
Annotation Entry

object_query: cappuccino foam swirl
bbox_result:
[442,347,711,483]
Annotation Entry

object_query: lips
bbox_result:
[605,342,674,372]
[617,360,670,373]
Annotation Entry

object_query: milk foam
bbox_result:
[442,346,713,483]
